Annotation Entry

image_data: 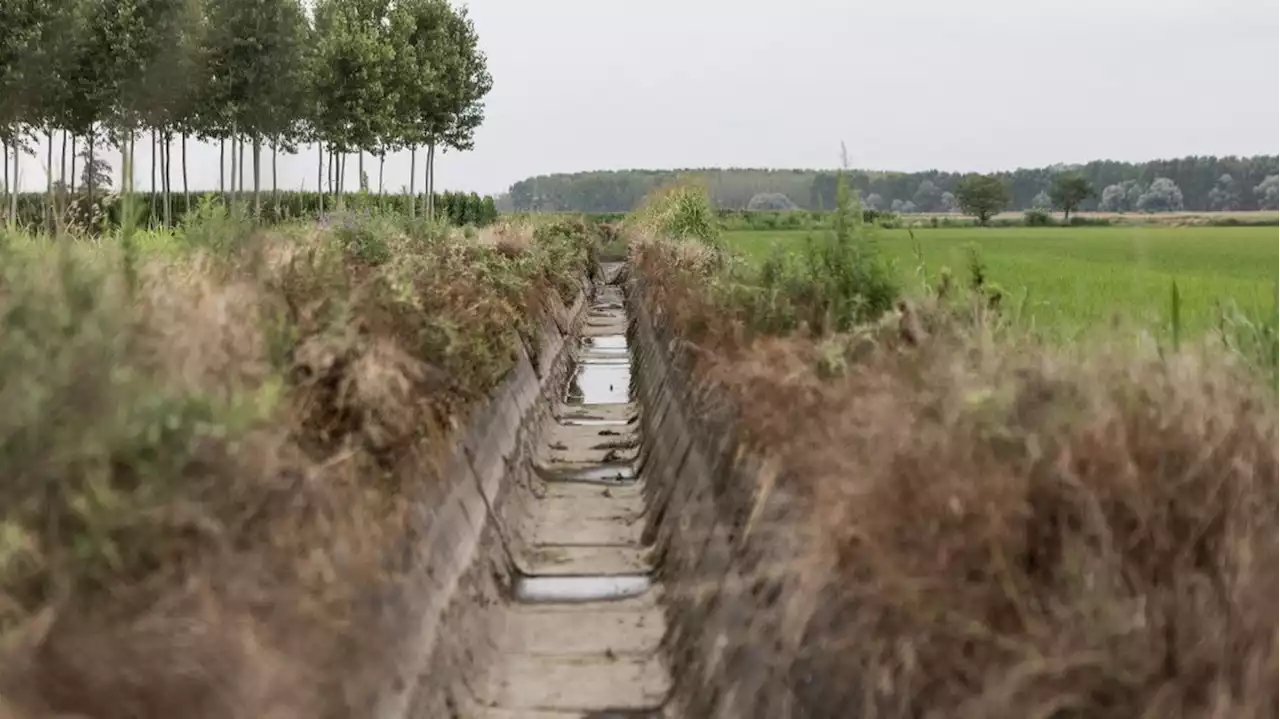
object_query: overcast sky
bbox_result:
[12,0,1280,196]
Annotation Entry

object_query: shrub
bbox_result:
[1023,209,1055,226]
[0,211,595,715]
[789,334,1277,719]
[625,181,721,247]
[630,172,898,337]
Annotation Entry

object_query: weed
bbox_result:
[0,205,596,716]
[1023,209,1054,226]
[625,181,722,248]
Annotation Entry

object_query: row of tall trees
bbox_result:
[500,156,1280,214]
[0,0,492,226]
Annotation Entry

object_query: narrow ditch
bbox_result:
[470,266,671,716]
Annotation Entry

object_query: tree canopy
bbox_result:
[1048,173,1094,221]
[955,174,1009,224]
[0,0,492,221]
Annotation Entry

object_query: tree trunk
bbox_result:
[46,128,54,230]
[317,144,325,216]
[70,134,77,195]
[238,136,246,206]
[87,128,95,201]
[163,130,172,227]
[338,153,346,209]
[11,142,19,225]
[409,146,416,219]
[150,129,157,226]
[2,138,9,226]
[59,130,67,219]
[182,132,189,217]
[122,131,131,195]
[252,133,261,219]
[427,142,436,221]
[128,130,136,195]
[357,151,364,192]
[219,137,225,201]
[378,150,384,197]
[424,146,432,219]
[271,139,278,219]
[229,130,238,214]
[327,145,334,197]
[13,146,20,223]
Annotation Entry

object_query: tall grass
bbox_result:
[716,159,899,335]
[1214,296,1280,386]
[627,178,1278,718]
[0,210,595,716]
[624,180,722,248]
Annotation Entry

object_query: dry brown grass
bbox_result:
[634,232,1279,718]
[0,217,593,718]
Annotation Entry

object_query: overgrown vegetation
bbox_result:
[0,213,592,716]
[626,174,1278,717]
[628,166,899,336]
[624,181,723,248]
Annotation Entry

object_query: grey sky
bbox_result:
[13,0,1280,196]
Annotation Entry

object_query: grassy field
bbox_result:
[901,210,1280,226]
[726,226,1278,337]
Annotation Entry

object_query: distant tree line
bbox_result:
[501,156,1280,214]
[0,0,493,228]
[502,168,815,214]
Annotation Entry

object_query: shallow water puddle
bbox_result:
[580,355,631,366]
[562,418,633,427]
[580,347,630,364]
[583,335,628,350]
[514,574,652,603]
[566,363,631,405]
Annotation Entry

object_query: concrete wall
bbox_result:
[362,282,591,719]
[355,264,832,718]
[629,276,833,719]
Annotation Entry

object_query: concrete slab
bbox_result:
[539,481,645,500]
[496,605,665,656]
[556,403,638,425]
[516,545,652,576]
[478,655,670,712]
[544,443,639,462]
[476,705,671,718]
[544,423,639,447]
[527,492,647,521]
[527,512,645,546]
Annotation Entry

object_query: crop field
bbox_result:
[726,225,1279,336]
[902,210,1280,226]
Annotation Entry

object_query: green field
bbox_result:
[726,226,1278,336]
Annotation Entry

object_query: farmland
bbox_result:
[725,225,1278,336]
[0,0,1275,711]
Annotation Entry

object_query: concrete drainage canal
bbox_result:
[471,266,671,717]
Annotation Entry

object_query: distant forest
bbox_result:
[499,156,1280,214]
